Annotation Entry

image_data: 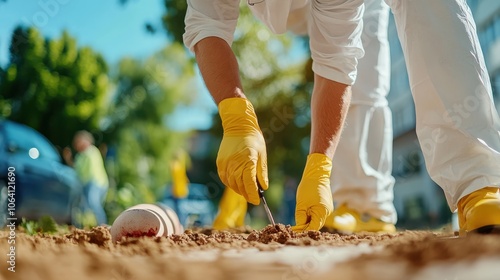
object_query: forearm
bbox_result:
[193,37,246,105]
[310,74,352,159]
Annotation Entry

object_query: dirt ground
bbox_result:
[1,224,500,280]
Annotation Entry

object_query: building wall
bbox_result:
[472,0,500,108]
[387,0,500,228]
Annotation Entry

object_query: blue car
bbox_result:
[161,183,216,228]
[0,120,83,227]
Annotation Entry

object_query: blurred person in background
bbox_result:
[184,0,500,234]
[170,148,191,199]
[64,130,109,225]
[212,187,247,230]
[168,148,191,216]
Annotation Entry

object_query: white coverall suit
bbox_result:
[184,0,500,216]
[331,0,396,224]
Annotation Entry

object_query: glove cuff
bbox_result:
[302,153,332,179]
[218,97,261,133]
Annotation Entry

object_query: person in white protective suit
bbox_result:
[208,0,398,233]
[184,0,500,235]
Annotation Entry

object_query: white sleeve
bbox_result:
[183,0,240,52]
[309,0,365,85]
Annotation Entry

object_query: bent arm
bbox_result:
[184,0,242,104]
[194,37,247,104]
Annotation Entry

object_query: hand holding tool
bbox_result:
[258,183,276,226]
[216,98,269,205]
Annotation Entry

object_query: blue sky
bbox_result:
[0,0,169,65]
[0,0,215,131]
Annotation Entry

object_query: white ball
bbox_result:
[129,204,175,236]
[110,204,173,243]
[156,203,184,234]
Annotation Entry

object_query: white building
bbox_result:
[388,0,500,229]
[473,0,500,102]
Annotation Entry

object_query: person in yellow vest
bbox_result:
[212,187,247,230]
[170,149,190,199]
[64,130,109,225]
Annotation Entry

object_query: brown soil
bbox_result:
[1,224,500,280]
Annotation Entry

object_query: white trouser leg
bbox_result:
[332,105,397,223]
[331,0,396,224]
[351,0,391,106]
[386,0,500,211]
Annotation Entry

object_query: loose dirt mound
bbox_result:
[18,224,435,251]
[1,224,499,280]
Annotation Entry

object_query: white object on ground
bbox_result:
[110,203,181,243]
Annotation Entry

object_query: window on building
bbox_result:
[393,109,403,137]
[495,16,500,38]
[393,150,421,178]
[493,72,500,100]
[486,22,496,48]
[478,31,486,50]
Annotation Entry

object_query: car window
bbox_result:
[4,122,61,162]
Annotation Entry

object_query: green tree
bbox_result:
[161,0,187,43]
[103,44,196,220]
[0,26,109,149]
[0,66,7,116]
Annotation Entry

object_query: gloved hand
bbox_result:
[212,187,248,230]
[217,97,269,205]
[292,153,333,231]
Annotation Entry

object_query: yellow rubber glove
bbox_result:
[213,187,248,230]
[292,153,334,232]
[217,98,269,205]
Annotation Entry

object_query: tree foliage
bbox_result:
[0,26,109,149]
[0,24,199,222]
[102,44,196,220]
[161,0,188,44]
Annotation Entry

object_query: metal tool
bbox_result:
[258,183,276,226]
